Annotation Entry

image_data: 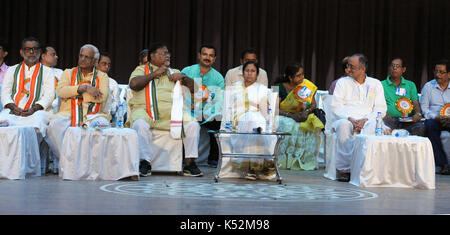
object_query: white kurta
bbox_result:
[330,76,387,172]
[103,77,120,116]
[0,63,55,136]
[51,68,64,113]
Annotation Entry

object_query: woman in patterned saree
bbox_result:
[273,62,324,170]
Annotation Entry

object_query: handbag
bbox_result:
[313,108,326,127]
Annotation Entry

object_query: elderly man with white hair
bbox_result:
[46,44,109,160]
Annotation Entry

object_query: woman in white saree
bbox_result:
[219,61,277,180]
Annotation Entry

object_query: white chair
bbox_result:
[320,94,339,180]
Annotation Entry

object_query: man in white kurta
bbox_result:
[330,54,388,182]
[224,48,268,88]
[0,38,54,137]
[40,45,64,114]
[96,53,120,121]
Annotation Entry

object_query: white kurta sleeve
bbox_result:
[363,80,387,121]
[330,79,350,120]
[109,78,120,114]
[1,65,18,107]
[35,66,55,110]
[258,69,269,87]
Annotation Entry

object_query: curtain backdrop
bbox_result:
[1,0,449,90]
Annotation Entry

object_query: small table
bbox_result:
[60,127,140,180]
[350,134,435,189]
[210,131,290,184]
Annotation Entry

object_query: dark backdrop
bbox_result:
[1,0,449,90]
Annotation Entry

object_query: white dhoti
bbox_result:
[333,119,377,171]
[46,115,110,160]
[0,109,52,137]
[132,119,200,163]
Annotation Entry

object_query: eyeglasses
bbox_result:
[391,64,403,69]
[346,64,361,71]
[434,70,448,75]
[79,54,95,60]
[23,47,40,53]
[156,52,170,57]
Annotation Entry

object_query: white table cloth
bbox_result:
[60,127,139,180]
[349,134,435,189]
[0,126,41,179]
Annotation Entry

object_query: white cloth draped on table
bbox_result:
[349,135,435,189]
[59,127,139,180]
[0,126,41,179]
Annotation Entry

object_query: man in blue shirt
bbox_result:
[421,59,450,175]
[182,45,224,167]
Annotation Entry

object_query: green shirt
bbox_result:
[181,64,225,122]
[381,76,419,117]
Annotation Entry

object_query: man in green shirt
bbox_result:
[381,58,425,136]
[182,45,224,167]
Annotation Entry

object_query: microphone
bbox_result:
[252,127,262,134]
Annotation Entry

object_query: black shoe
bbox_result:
[336,169,350,182]
[439,164,450,175]
[207,159,218,168]
[183,161,203,177]
[139,160,152,177]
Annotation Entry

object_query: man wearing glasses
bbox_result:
[128,42,202,177]
[381,58,425,136]
[330,53,388,182]
[96,52,121,124]
[46,44,109,160]
[0,37,55,136]
[420,59,450,175]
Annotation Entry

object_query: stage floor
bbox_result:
[0,166,449,215]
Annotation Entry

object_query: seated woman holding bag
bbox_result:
[273,62,324,170]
